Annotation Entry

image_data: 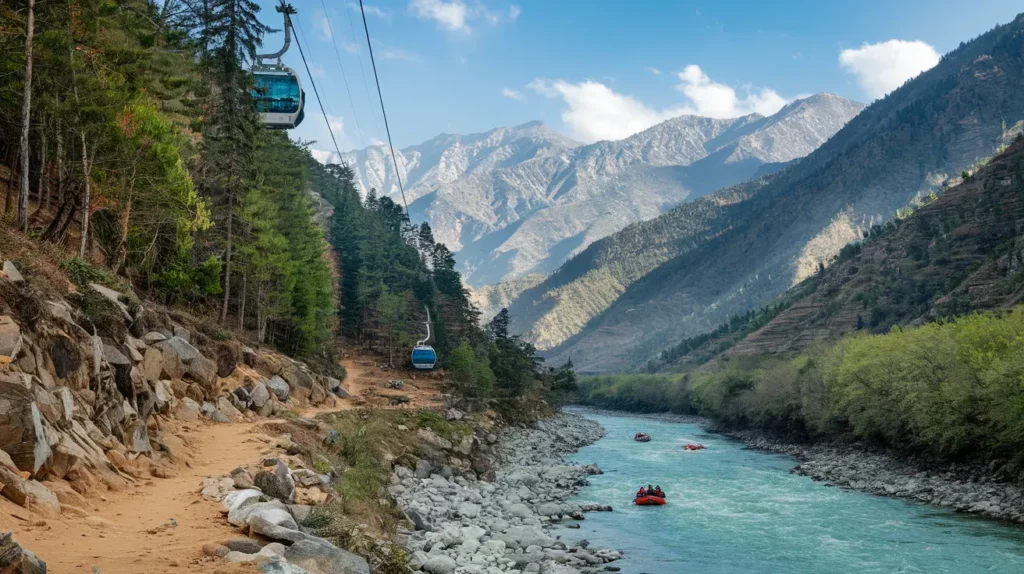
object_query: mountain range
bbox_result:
[330,94,864,290]
[520,14,1024,373]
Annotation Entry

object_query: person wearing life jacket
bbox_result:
[654,486,664,498]
[636,486,647,498]
[647,484,654,495]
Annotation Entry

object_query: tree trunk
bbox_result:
[17,0,35,232]
[238,271,247,331]
[78,136,91,258]
[55,111,64,204]
[37,125,47,213]
[220,191,233,323]
[113,161,137,274]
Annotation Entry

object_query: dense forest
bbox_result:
[0,0,573,413]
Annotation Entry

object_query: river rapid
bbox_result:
[559,411,1024,574]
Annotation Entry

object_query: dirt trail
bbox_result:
[0,356,444,573]
[1,420,272,574]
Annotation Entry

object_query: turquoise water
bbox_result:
[559,411,1024,573]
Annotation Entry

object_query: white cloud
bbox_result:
[509,4,521,20]
[316,10,332,40]
[530,66,790,143]
[410,0,469,31]
[529,79,681,142]
[839,39,940,100]
[674,65,787,118]
[342,41,360,54]
[645,66,662,75]
[502,88,526,102]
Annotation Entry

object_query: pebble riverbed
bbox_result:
[391,414,622,574]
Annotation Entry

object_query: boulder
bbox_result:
[48,336,80,379]
[0,532,46,573]
[101,342,131,367]
[216,397,244,421]
[228,500,297,530]
[157,336,200,365]
[232,386,252,409]
[456,502,480,518]
[1,261,24,283]
[172,325,191,343]
[141,347,164,382]
[142,331,167,345]
[215,342,240,378]
[22,480,61,517]
[422,555,457,574]
[0,316,22,364]
[254,461,295,502]
[172,397,201,421]
[248,516,323,545]
[89,283,132,321]
[283,540,370,574]
[280,366,315,391]
[187,354,218,387]
[0,381,52,474]
[222,488,263,514]
[267,376,290,402]
[153,380,175,412]
[249,382,271,409]
[224,537,263,554]
[150,344,183,380]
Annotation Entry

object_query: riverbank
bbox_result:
[392,414,623,574]
[732,431,1024,523]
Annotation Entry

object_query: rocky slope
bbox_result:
[0,229,356,570]
[334,96,862,290]
[534,14,1024,373]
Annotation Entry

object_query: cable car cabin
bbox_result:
[253,67,305,129]
[411,345,437,370]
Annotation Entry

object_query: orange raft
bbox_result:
[634,495,666,506]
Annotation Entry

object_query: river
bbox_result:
[558,410,1024,573]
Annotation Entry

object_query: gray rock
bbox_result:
[225,537,263,554]
[250,382,271,409]
[267,376,290,402]
[255,461,295,502]
[210,410,231,423]
[422,555,457,574]
[217,396,244,421]
[456,502,480,518]
[188,354,218,386]
[287,504,313,524]
[159,336,200,364]
[0,316,21,363]
[2,261,24,283]
[89,282,132,320]
[0,531,45,573]
[228,501,298,530]
[143,331,168,344]
[283,540,370,574]
[173,397,201,421]
[101,342,131,366]
[415,458,432,479]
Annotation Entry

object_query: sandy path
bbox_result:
[1,420,273,574]
[0,357,440,572]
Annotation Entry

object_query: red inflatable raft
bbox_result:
[683,443,705,451]
[634,495,666,506]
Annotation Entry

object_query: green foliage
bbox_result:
[448,341,495,398]
[594,307,1024,480]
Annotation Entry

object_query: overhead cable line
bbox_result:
[291,19,346,168]
[319,0,366,150]
[358,0,409,214]
[345,1,385,143]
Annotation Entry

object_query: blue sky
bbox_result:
[256,0,1021,154]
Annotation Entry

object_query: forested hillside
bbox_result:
[542,14,1024,373]
[0,0,572,414]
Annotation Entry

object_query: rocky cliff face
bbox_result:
[333,96,863,289]
[0,233,349,523]
[537,15,1024,373]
